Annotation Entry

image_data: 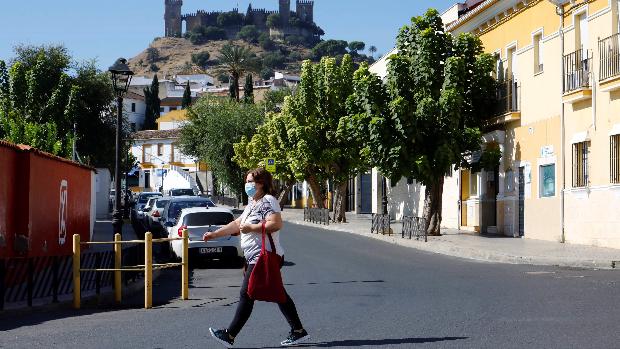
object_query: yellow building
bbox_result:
[446,0,620,248]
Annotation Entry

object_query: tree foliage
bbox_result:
[143,75,160,130]
[217,44,260,101]
[191,51,211,69]
[347,41,366,54]
[180,96,264,198]
[356,9,496,234]
[182,81,192,109]
[312,40,348,60]
[243,74,254,104]
[237,25,260,43]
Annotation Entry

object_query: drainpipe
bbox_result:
[559,5,566,244]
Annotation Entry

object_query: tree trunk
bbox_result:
[306,173,325,209]
[233,73,240,102]
[422,176,444,236]
[332,180,348,223]
[277,181,293,210]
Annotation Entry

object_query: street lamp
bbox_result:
[109,58,134,237]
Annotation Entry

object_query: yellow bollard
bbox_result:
[114,233,122,304]
[72,234,81,309]
[182,229,189,300]
[144,232,153,309]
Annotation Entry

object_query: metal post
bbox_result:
[114,233,122,304]
[381,176,388,215]
[112,96,124,238]
[144,232,153,309]
[73,234,81,309]
[182,229,189,300]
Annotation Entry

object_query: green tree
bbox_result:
[146,47,160,64]
[258,33,276,50]
[217,12,244,27]
[266,13,281,29]
[262,87,292,113]
[261,52,286,69]
[243,74,254,104]
[368,45,378,58]
[312,40,348,60]
[237,25,260,43]
[217,44,259,101]
[180,96,264,199]
[360,9,496,234]
[182,81,192,109]
[347,41,366,55]
[143,75,161,130]
[191,51,211,69]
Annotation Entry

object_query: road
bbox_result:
[1,223,620,348]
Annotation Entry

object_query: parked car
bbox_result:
[169,188,197,197]
[132,192,163,223]
[161,196,216,231]
[141,197,159,229]
[167,207,242,261]
[145,197,172,236]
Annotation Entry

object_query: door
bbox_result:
[518,167,525,237]
[346,177,355,212]
[360,173,372,214]
[144,171,151,190]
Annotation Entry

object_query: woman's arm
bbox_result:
[203,216,241,241]
[240,212,283,234]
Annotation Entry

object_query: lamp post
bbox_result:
[108,58,134,237]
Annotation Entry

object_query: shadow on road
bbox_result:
[243,336,469,348]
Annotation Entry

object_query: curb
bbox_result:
[284,218,619,270]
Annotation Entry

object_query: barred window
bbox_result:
[612,135,620,184]
[572,141,589,187]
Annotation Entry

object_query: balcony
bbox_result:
[489,78,520,126]
[598,33,620,92]
[563,48,592,104]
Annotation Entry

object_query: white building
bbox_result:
[124,91,147,131]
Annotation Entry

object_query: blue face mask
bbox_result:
[245,182,257,197]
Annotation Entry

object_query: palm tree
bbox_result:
[368,45,378,59]
[217,44,259,101]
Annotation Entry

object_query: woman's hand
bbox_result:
[203,232,217,241]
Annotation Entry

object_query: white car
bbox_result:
[167,207,243,261]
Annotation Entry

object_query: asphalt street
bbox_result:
[1,222,620,349]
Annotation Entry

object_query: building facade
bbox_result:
[444,0,620,248]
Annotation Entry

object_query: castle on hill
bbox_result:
[164,0,322,42]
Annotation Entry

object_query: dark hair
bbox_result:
[247,168,276,196]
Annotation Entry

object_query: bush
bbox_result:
[217,12,244,27]
[266,13,281,28]
[285,35,305,46]
[191,51,211,68]
[218,73,230,83]
[189,26,227,45]
[288,51,302,61]
[150,63,159,72]
[260,68,274,80]
[237,25,260,43]
[259,33,276,51]
[262,52,286,69]
[146,47,160,63]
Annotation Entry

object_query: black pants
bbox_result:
[228,261,303,337]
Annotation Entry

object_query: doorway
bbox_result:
[518,167,525,237]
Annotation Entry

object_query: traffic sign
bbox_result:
[265,158,276,173]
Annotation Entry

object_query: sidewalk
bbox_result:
[281,208,620,270]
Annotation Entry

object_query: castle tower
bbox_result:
[296,0,314,22]
[279,0,291,26]
[164,0,183,37]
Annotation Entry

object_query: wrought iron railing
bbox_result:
[563,48,591,93]
[494,78,519,116]
[303,207,330,225]
[371,213,391,235]
[599,33,620,81]
[402,216,427,242]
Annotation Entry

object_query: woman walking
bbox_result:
[204,168,309,348]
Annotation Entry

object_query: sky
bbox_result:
[0,0,457,70]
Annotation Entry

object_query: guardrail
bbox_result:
[402,216,427,242]
[371,214,391,235]
[72,231,189,309]
[303,208,330,225]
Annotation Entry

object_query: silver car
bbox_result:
[167,207,242,261]
[145,197,171,236]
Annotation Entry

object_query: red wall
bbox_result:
[0,141,93,259]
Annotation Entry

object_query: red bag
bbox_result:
[247,221,287,303]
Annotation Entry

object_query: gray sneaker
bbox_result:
[281,329,310,346]
[209,328,234,348]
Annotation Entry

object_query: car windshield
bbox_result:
[138,194,161,204]
[167,201,211,221]
[182,212,234,226]
[171,189,195,196]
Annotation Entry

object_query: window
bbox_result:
[572,141,589,187]
[159,107,165,113]
[131,103,136,112]
[534,33,544,73]
[540,164,555,197]
[143,144,152,163]
[170,107,178,111]
[157,144,164,157]
[612,135,620,183]
[575,12,588,50]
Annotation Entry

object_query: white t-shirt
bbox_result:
[239,195,284,264]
